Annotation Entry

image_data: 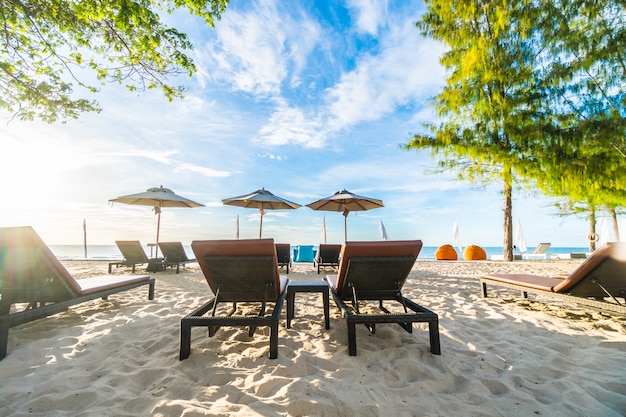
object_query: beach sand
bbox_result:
[1,259,625,416]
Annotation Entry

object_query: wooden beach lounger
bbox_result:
[109,240,153,273]
[180,239,289,360]
[158,242,196,274]
[314,243,341,274]
[275,243,291,274]
[326,240,441,356]
[0,226,155,360]
[480,242,626,315]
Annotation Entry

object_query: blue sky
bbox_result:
[0,0,608,249]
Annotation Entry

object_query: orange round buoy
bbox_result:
[436,244,458,260]
[463,245,487,260]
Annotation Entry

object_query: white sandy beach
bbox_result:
[1,259,625,416]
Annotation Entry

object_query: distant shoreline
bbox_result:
[50,244,591,261]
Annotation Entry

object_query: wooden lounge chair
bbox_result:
[158,242,196,274]
[480,242,626,315]
[326,240,441,356]
[180,239,289,360]
[0,226,155,360]
[109,240,156,273]
[314,243,341,274]
[275,243,291,274]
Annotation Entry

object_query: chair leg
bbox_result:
[180,319,192,360]
[347,322,357,356]
[429,318,441,355]
[0,316,9,360]
[480,281,488,297]
[269,321,279,359]
[208,326,219,337]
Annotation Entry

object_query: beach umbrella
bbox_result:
[83,219,88,259]
[599,216,611,247]
[222,188,301,238]
[109,185,204,258]
[453,220,462,254]
[515,219,528,253]
[306,189,384,242]
[379,219,390,241]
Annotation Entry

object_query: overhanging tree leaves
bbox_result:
[405,1,546,261]
[1,0,228,122]
[521,0,626,247]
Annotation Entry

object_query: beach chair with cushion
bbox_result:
[109,240,157,273]
[480,242,626,315]
[180,238,289,360]
[314,243,341,274]
[326,240,441,356]
[275,243,291,274]
[0,226,155,360]
[158,242,196,274]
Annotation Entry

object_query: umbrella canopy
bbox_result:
[515,219,528,253]
[222,188,301,238]
[306,189,384,242]
[453,220,462,254]
[109,185,203,257]
[379,219,390,241]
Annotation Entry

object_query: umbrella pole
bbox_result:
[259,210,263,238]
[344,213,348,242]
[155,212,161,258]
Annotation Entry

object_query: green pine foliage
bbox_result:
[406,0,626,260]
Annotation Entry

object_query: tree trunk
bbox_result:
[610,208,620,241]
[589,207,597,251]
[503,172,514,262]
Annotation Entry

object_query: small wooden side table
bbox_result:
[286,280,330,330]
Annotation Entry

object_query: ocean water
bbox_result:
[49,244,590,261]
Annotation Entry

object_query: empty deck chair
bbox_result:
[109,240,155,273]
[275,243,291,274]
[480,242,626,314]
[326,240,441,356]
[158,242,196,274]
[0,226,155,360]
[180,239,289,360]
[314,244,341,274]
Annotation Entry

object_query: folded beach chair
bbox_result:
[180,239,289,360]
[109,240,155,273]
[314,243,341,274]
[532,242,551,254]
[158,242,196,274]
[275,243,291,274]
[480,242,626,315]
[0,226,155,360]
[522,242,552,260]
[326,240,441,356]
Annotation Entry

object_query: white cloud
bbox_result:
[175,163,231,178]
[347,0,388,35]
[198,0,321,97]
[253,12,445,149]
[256,102,326,148]
[325,19,445,131]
